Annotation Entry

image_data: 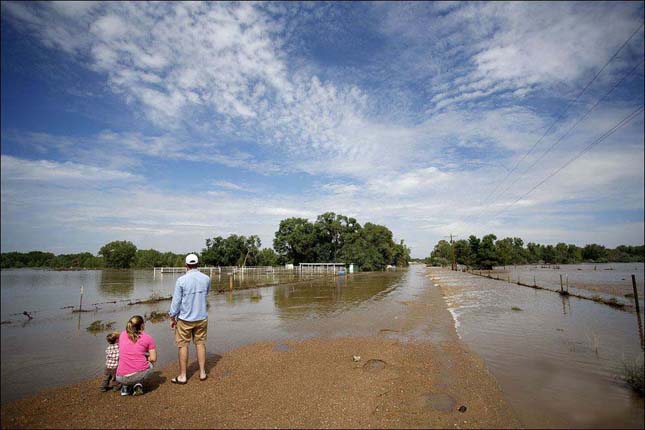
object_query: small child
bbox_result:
[99,332,121,392]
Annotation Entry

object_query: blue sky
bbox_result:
[1,1,644,257]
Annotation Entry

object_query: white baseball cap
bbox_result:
[185,253,199,265]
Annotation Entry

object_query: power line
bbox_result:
[482,57,645,211]
[478,22,644,205]
[486,104,644,222]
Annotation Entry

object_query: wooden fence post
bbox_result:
[632,275,641,316]
[632,274,644,350]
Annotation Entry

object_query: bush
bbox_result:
[622,358,644,396]
[86,320,115,334]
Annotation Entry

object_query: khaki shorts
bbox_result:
[175,319,208,347]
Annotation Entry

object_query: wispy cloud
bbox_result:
[0,155,140,184]
[1,1,643,255]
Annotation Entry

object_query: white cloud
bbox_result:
[212,181,253,193]
[0,155,140,184]
[1,2,643,256]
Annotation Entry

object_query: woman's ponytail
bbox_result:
[126,315,144,343]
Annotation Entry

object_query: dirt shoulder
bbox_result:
[1,269,520,429]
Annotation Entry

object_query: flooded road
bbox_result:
[431,267,644,429]
[3,265,643,429]
[1,268,406,403]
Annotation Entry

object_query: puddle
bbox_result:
[363,359,387,371]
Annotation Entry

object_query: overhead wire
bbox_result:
[477,22,644,205]
[485,104,644,222]
[480,56,645,213]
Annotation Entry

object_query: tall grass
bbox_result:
[622,358,644,396]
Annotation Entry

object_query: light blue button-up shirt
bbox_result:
[169,269,211,322]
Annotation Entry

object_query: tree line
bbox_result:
[427,234,645,269]
[271,212,410,271]
[1,212,410,271]
[0,245,186,270]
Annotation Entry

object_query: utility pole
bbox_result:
[444,234,458,271]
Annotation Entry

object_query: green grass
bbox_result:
[622,358,644,396]
[511,306,523,311]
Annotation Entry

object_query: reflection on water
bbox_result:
[98,270,134,296]
[432,268,644,429]
[273,273,399,319]
[0,268,403,403]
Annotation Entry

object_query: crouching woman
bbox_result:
[116,315,157,396]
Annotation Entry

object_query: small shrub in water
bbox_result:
[146,311,169,323]
[86,320,115,333]
[622,359,644,396]
[511,306,522,311]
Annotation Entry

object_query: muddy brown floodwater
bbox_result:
[431,267,644,429]
[3,265,642,428]
[2,266,519,429]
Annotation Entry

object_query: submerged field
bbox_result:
[1,265,643,428]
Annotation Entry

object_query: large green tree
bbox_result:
[202,234,261,266]
[467,235,481,267]
[429,240,451,266]
[256,248,279,266]
[453,239,471,266]
[495,237,514,266]
[392,240,412,267]
[554,242,569,264]
[273,218,317,265]
[477,234,498,269]
[98,241,137,268]
[511,238,527,264]
[312,212,360,262]
[582,243,608,262]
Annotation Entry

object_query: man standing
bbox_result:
[169,253,211,384]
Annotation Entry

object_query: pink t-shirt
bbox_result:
[116,331,156,376]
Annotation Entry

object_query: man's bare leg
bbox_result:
[177,346,189,382]
[196,343,207,379]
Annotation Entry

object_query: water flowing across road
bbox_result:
[430,267,644,429]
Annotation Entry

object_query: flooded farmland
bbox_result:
[430,267,644,429]
[2,265,644,429]
[0,268,405,404]
[487,262,645,304]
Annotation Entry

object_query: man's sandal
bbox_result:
[199,374,208,381]
[171,377,187,385]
